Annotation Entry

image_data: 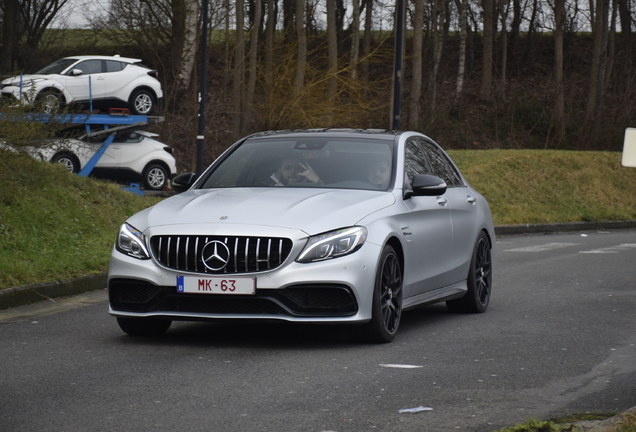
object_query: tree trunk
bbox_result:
[361,0,374,90]
[293,0,307,98]
[452,0,468,114]
[479,0,494,100]
[177,0,199,92]
[265,0,276,100]
[585,0,610,124]
[327,0,338,122]
[0,0,19,73]
[498,0,509,99]
[408,0,424,129]
[552,0,566,146]
[350,0,361,80]
[233,0,246,138]
[246,0,262,128]
[429,0,446,111]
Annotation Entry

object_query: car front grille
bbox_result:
[150,235,293,274]
[109,279,358,317]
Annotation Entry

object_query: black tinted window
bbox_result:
[201,137,394,191]
[404,139,432,187]
[72,60,103,74]
[36,58,78,74]
[419,138,463,186]
[105,61,125,72]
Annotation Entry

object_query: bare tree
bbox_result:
[480,0,494,100]
[452,0,468,114]
[265,0,276,101]
[293,0,307,98]
[429,0,446,111]
[408,0,424,129]
[552,0,566,145]
[177,0,199,92]
[350,0,361,80]
[327,0,339,122]
[585,0,610,123]
[233,0,246,138]
[246,0,262,127]
[1,0,20,73]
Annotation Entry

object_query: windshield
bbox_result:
[36,58,78,75]
[201,136,394,191]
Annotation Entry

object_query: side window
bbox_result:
[404,139,432,187]
[115,133,142,143]
[73,60,102,75]
[419,139,463,186]
[105,61,125,72]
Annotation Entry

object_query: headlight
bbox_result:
[297,227,367,263]
[115,223,150,259]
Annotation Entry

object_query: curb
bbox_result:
[495,220,636,236]
[0,272,107,311]
[1,220,635,311]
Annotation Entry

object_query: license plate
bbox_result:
[177,275,256,295]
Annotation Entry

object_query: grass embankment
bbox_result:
[0,152,162,290]
[1,149,636,290]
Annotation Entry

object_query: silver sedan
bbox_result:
[108,129,495,342]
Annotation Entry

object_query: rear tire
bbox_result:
[356,245,403,343]
[447,231,492,313]
[143,163,168,190]
[129,89,155,115]
[117,317,171,336]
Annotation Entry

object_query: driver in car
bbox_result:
[367,159,391,189]
[265,157,324,186]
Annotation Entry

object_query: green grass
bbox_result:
[0,151,162,290]
[1,148,636,290]
[448,149,636,225]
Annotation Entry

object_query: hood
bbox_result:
[129,187,396,236]
[2,74,51,86]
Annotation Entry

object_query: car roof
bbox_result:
[245,129,403,141]
[63,55,142,64]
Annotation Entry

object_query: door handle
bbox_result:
[437,197,448,206]
[467,195,477,204]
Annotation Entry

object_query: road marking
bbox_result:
[379,364,424,369]
[505,243,578,252]
[579,244,636,254]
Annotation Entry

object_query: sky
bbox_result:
[55,0,110,29]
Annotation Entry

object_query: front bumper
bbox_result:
[108,241,382,324]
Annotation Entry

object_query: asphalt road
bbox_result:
[1,229,635,432]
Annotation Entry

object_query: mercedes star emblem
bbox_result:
[201,240,231,271]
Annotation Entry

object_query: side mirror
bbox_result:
[172,172,197,193]
[406,174,447,198]
[70,69,83,76]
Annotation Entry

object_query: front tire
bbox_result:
[117,317,171,336]
[358,245,403,343]
[51,152,79,173]
[447,231,492,313]
[129,89,155,115]
[36,89,65,113]
[143,163,168,190]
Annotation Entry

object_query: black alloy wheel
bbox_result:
[358,245,403,343]
[447,231,492,313]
